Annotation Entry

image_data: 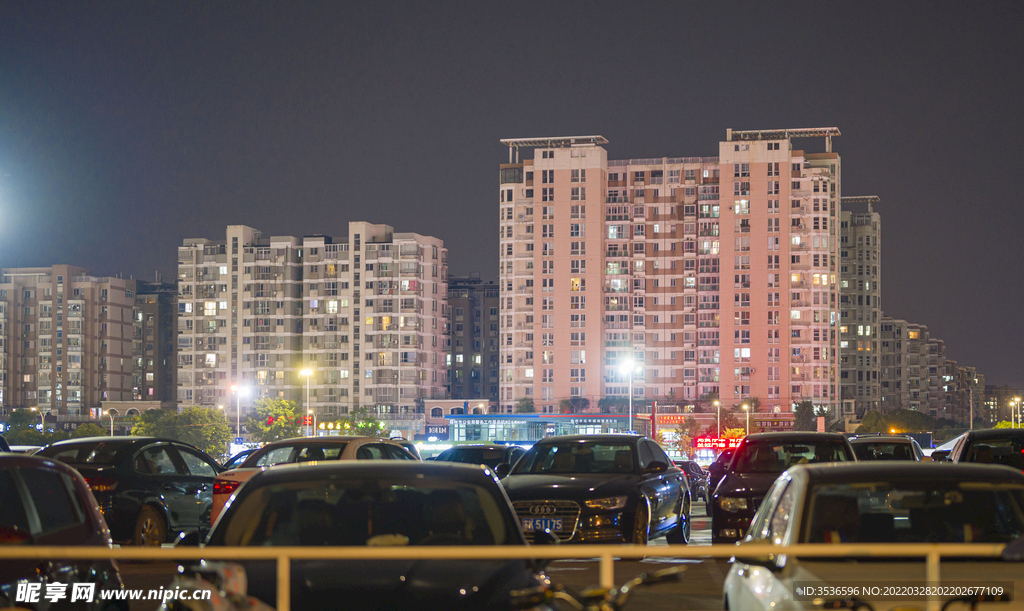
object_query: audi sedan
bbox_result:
[499,434,691,545]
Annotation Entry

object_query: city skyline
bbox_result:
[1,2,1022,387]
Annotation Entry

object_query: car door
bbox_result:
[638,440,677,532]
[135,443,195,531]
[171,445,220,528]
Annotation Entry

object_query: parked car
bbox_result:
[211,436,418,524]
[221,448,259,470]
[0,436,10,452]
[434,444,527,469]
[711,432,855,543]
[0,452,128,610]
[9,445,43,454]
[848,433,925,461]
[947,428,1024,469]
[36,436,222,545]
[707,448,735,492]
[724,463,1024,610]
[201,461,549,611]
[391,437,423,461]
[500,434,691,544]
[674,459,709,502]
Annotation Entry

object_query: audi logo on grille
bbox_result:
[529,504,557,515]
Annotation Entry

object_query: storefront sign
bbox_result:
[695,437,743,450]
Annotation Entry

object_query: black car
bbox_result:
[948,428,1024,469]
[848,433,925,461]
[707,448,735,492]
[36,436,222,545]
[202,461,547,611]
[500,434,691,545]
[674,459,709,502]
[0,452,127,610]
[711,431,855,544]
[434,444,527,469]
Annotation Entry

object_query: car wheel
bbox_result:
[133,506,166,547]
[666,493,691,544]
[632,496,651,545]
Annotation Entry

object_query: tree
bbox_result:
[339,406,391,438]
[666,416,703,457]
[885,408,934,434]
[3,409,68,446]
[515,397,535,413]
[246,398,301,443]
[993,420,1014,429]
[160,406,232,456]
[722,427,746,439]
[131,408,170,436]
[814,406,834,432]
[71,423,108,438]
[856,410,887,434]
[793,400,816,431]
[558,397,590,414]
[704,409,741,438]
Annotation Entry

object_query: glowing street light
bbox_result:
[300,369,314,437]
[742,403,750,436]
[714,400,721,438]
[620,357,643,433]
[231,384,249,438]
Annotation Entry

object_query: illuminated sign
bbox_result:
[694,437,743,450]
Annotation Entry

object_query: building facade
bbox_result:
[0,265,137,416]
[176,223,448,434]
[446,274,501,403]
[131,281,178,407]
[839,197,882,417]
[497,129,842,420]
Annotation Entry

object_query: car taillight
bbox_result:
[85,476,118,493]
[213,480,242,495]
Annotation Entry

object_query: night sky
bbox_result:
[1,2,1022,388]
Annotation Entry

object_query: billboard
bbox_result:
[694,437,743,450]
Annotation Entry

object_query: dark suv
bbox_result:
[711,432,855,543]
[37,436,222,545]
[948,428,1024,469]
[434,444,527,469]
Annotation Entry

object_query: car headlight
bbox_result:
[584,496,628,510]
[719,497,749,512]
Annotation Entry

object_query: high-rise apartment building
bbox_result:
[0,265,137,416]
[839,197,882,417]
[130,281,178,406]
[446,274,500,403]
[497,129,841,420]
[879,317,946,417]
[177,223,447,431]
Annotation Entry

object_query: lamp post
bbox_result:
[714,400,721,438]
[742,403,750,436]
[620,358,643,433]
[1015,397,1022,429]
[231,384,248,439]
[300,369,313,437]
[107,410,115,436]
[308,409,317,437]
[30,407,45,431]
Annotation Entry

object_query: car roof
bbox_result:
[848,435,914,444]
[244,459,501,485]
[0,451,91,476]
[744,431,849,442]
[259,436,394,447]
[39,436,208,455]
[445,444,517,450]
[789,462,1024,484]
[968,428,1024,440]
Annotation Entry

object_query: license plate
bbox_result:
[521,517,562,532]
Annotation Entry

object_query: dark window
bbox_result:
[22,468,84,533]
[177,448,218,477]
[0,470,30,532]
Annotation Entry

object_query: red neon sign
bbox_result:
[695,437,743,450]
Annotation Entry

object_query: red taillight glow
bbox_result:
[213,480,242,495]
[85,476,118,493]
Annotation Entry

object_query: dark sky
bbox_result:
[1,1,1022,388]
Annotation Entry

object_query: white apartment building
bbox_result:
[839,197,882,417]
[176,223,448,431]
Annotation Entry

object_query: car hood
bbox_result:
[715,471,779,498]
[240,558,540,611]
[501,473,639,500]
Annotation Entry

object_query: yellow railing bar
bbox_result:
[0,543,1006,611]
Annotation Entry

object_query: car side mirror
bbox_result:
[931,450,950,462]
[733,542,786,573]
[494,463,511,478]
[175,531,202,547]
[643,460,669,474]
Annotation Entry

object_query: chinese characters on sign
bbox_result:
[694,437,743,450]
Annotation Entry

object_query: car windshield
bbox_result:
[38,442,123,465]
[214,478,517,547]
[440,448,513,467]
[965,438,1024,469]
[852,441,916,461]
[242,443,349,467]
[804,481,1024,544]
[733,440,851,474]
[512,442,634,475]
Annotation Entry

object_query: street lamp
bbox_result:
[107,409,115,436]
[308,409,317,437]
[742,403,750,436]
[231,384,249,439]
[620,358,643,433]
[714,400,721,438]
[300,369,313,437]
[1015,397,1022,429]
[29,407,45,431]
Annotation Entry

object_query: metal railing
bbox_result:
[0,543,1006,611]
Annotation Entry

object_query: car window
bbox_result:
[648,441,674,465]
[254,447,297,467]
[41,442,122,465]
[134,445,182,475]
[767,483,797,544]
[177,448,218,477]
[356,444,392,460]
[964,439,1024,469]
[21,468,84,534]
[746,479,786,542]
[853,441,916,461]
[510,448,524,464]
[383,445,416,460]
[733,440,852,474]
[638,441,656,469]
[0,470,31,532]
[513,442,634,474]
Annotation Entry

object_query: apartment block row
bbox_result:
[175,222,448,428]
[497,130,842,418]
